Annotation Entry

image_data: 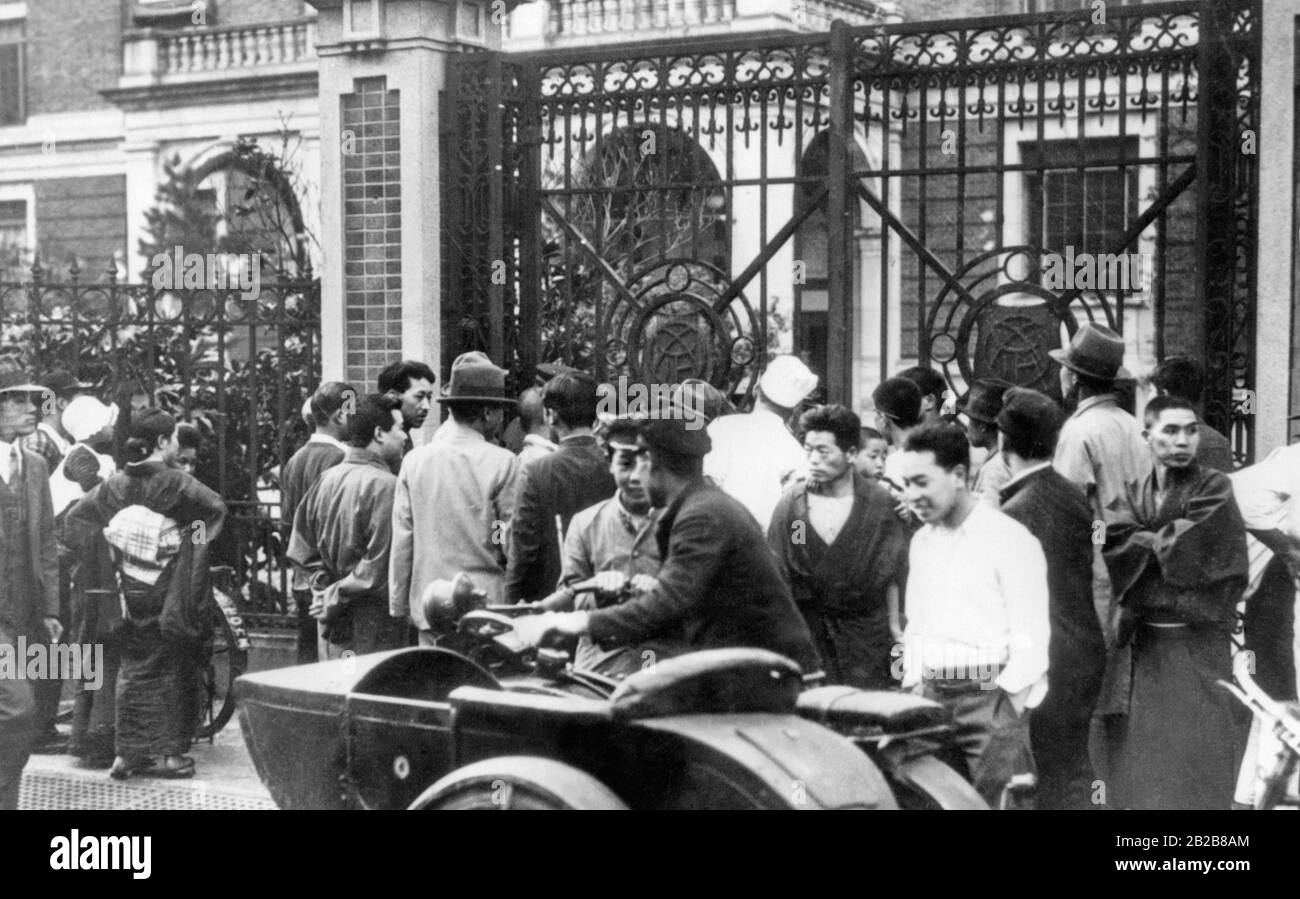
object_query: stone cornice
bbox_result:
[101,70,320,112]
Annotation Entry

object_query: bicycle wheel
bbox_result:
[195,597,248,740]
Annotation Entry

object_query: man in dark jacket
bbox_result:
[513,407,822,675]
[280,381,354,663]
[996,388,1106,809]
[506,372,616,603]
[0,359,61,809]
[768,404,908,688]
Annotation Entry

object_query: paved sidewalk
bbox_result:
[19,722,276,811]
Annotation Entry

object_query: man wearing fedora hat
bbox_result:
[0,355,62,808]
[957,378,1013,508]
[997,388,1106,809]
[1051,322,1151,644]
[390,352,521,645]
[705,355,819,531]
[513,409,821,674]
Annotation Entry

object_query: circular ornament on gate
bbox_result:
[394,755,410,780]
[607,259,763,402]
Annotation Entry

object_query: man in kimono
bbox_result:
[768,404,908,689]
[996,388,1106,809]
[281,381,354,663]
[1101,395,1249,809]
[289,394,409,658]
[0,358,61,809]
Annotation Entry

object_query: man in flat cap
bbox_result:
[997,388,1105,809]
[705,355,819,532]
[514,406,822,675]
[0,356,61,808]
[957,378,1014,508]
[390,352,520,645]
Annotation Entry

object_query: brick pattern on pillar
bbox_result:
[342,76,402,389]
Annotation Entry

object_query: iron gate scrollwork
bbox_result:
[445,0,1258,459]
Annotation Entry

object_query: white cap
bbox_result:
[758,355,819,409]
[62,397,119,442]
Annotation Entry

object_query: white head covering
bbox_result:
[61,396,119,442]
[758,355,819,409]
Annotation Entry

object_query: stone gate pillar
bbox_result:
[308,0,500,426]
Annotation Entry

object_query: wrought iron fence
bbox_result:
[0,259,322,617]
[446,0,1259,461]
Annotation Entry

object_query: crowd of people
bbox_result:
[2,317,1298,810]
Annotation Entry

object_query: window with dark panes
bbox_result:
[1023,138,1139,280]
[0,19,24,126]
[0,199,28,277]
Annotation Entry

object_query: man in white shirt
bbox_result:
[704,355,818,531]
[898,421,1050,806]
[1230,435,1300,700]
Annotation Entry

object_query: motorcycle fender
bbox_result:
[631,713,898,810]
[889,754,988,810]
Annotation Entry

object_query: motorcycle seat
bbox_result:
[608,649,803,720]
[797,686,952,734]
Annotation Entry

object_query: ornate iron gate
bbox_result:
[444,0,1259,456]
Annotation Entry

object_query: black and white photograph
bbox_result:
[0,0,1296,876]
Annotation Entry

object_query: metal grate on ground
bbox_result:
[19,772,276,811]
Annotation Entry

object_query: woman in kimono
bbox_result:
[66,409,226,779]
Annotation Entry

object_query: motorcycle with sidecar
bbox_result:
[235,580,989,810]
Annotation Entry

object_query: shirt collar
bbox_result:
[558,434,598,448]
[1071,393,1119,419]
[0,439,17,482]
[441,419,486,443]
[1001,460,1053,493]
[308,432,348,451]
[523,433,557,452]
[343,446,392,471]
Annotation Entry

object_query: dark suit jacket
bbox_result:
[0,449,60,632]
[1000,464,1106,721]
[506,436,615,603]
[587,479,822,674]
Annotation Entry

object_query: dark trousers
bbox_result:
[1244,555,1297,701]
[1030,712,1097,809]
[922,682,1035,807]
[0,621,36,809]
[294,589,319,665]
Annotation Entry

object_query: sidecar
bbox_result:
[236,646,898,809]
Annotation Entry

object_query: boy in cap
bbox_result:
[390,352,520,644]
[705,355,818,532]
[514,408,821,675]
[21,368,94,472]
[997,388,1106,809]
